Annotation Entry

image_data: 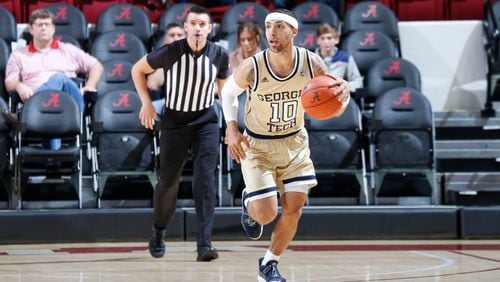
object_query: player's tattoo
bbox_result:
[310,53,328,77]
[246,67,255,87]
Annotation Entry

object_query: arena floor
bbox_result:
[0,240,499,281]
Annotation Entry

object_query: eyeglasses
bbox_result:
[32,22,54,28]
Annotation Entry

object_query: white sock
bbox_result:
[261,250,280,266]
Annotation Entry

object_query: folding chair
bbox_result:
[220,2,269,37]
[0,5,16,49]
[0,38,9,101]
[343,1,400,55]
[91,89,157,207]
[293,2,339,31]
[96,4,152,48]
[306,100,370,205]
[482,0,500,116]
[363,57,421,111]
[14,90,82,209]
[90,31,147,63]
[76,0,128,23]
[97,59,135,95]
[46,3,88,49]
[0,96,12,208]
[369,87,438,205]
[341,30,399,77]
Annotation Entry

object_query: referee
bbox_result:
[131,6,230,262]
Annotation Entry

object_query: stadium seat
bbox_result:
[97,59,134,95]
[76,0,128,24]
[293,28,317,51]
[395,0,446,21]
[45,3,88,48]
[0,96,11,208]
[0,6,17,49]
[91,89,157,207]
[343,1,400,55]
[225,93,247,204]
[14,90,83,209]
[220,2,269,37]
[0,38,9,101]
[448,0,483,20]
[482,0,500,116]
[0,0,23,22]
[156,3,199,42]
[341,30,398,77]
[306,100,369,205]
[53,33,82,49]
[24,0,75,22]
[368,87,438,205]
[0,96,10,175]
[292,2,340,31]
[96,4,152,47]
[364,57,421,109]
[128,0,166,23]
[220,31,267,53]
[90,31,147,63]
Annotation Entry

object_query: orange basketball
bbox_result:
[301,75,343,120]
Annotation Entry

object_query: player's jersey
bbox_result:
[245,46,314,138]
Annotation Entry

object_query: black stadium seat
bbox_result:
[343,1,400,55]
[96,4,152,47]
[220,2,269,37]
[306,100,369,205]
[97,59,135,95]
[46,3,88,48]
[364,57,421,107]
[369,87,438,205]
[91,89,157,207]
[293,2,339,31]
[0,5,17,49]
[341,30,398,77]
[15,90,83,209]
[90,31,147,63]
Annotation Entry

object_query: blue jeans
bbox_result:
[36,73,83,150]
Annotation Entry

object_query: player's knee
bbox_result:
[282,205,303,220]
[255,206,278,225]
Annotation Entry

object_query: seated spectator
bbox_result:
[229,22,262,71]
[315,23,363,92]
[147,22,186,116]
[4,9,103,149]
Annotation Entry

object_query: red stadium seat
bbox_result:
[448,0,483,20]
[396,0,446,21]
[0,0,22,22]
[76,0,128,23]
[24,0,76,23]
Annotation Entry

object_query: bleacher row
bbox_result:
[0,0,487,24]
[0,0,492,210]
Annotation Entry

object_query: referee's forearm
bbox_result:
[131,62,153,105]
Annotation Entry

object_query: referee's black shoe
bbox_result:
[149,227,165,258]
[196,246,219,261]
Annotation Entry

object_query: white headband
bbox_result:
[265,12,298,29]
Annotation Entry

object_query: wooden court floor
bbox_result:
[0,240,499,281]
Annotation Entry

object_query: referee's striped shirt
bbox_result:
[147,39,230,113]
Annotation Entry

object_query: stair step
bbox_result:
[441,172,500,191]
[434,111,500,128]
[435,140,500,159]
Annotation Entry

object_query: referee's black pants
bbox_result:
[153,121,219,249]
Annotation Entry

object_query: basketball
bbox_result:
[301,75,343,120]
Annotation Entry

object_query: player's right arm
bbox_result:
[221,58,254,163]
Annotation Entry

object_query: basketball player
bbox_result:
[221,9,350,282]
